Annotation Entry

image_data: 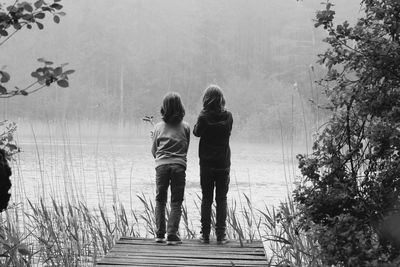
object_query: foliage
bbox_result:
[294,0,400,266]
[0,147,11,213]
[0,121,19,159]
[0,0,73,98]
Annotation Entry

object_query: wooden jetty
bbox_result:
[96,237,268,267]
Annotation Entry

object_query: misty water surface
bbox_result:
[10,122,304,222]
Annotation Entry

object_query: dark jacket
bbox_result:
[193,110,233,169]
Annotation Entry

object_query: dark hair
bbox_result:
[160,92,185,125]
[202,84,225,112]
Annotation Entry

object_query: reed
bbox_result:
[0,191,271,266]
[259,197,321,267]
[1,186,322,266]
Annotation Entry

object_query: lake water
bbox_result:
[9,123,305,223]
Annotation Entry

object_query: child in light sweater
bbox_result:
[151,92,190,245]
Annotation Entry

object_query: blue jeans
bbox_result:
[200,167,230,237]
[155,164,186,237]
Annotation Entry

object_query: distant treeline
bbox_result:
[1,0,357,141]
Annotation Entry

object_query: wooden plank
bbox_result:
[97,264,251,267]
[113,244,264,253]
[98,264,267,267]
[109,249,265,257]
[103,255,267,264]
[98,257,267,267]
[108,252,266,261]
[96,238,268,267]
[113,245,264,254]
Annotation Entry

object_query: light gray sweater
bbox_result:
[151,121,190,168]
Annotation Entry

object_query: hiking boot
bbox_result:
[199,234,210,244]
[166,235,182,245]
[155,235,165,243]
[217,235,228,245]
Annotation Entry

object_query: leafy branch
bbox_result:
[0,58,74,98]
[0,121,19,159]
[0,0,66,46]
[0,0,73,98]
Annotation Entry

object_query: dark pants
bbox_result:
[155,164,186,237]
[200,167,230,237]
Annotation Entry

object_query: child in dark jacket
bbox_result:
[193,85,233,244]
[152,92,190,245]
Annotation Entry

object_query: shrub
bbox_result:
[294,0,400,266]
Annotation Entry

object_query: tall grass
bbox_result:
[1,194,321,266]
[1,191,272,266]
[260,197,321,266]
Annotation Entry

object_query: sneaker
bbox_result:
[166,235,182,245]
[199,234,210,244]
[217,235,228,245]
[155,235,165,243]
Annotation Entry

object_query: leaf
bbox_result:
[36,21,44,30]
[44,61,53,65]
[57,80,69,88]
[34,12,45,19]
[54,67,62,76]
[63,70,75,75]
[36,67,44,73]
[0,30,8,36]
[53,15,60,24]
[24,3,33,12]
[27,24,32,29]
[0,85,6,94]
[31,72,40,78]
[0,71,10,83]
[58,11,66,16]
[34,0,43,9]
[12,23,22,30]
[37,58,46,62]
[6,6,17,12]
[6,144,17,150]
[50,3,63,10]
[22,14,34,21]
[19,90,28,96]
